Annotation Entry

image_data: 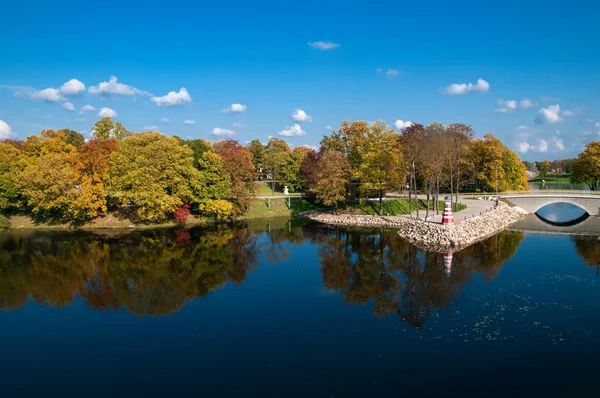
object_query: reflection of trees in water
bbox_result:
[572,236,600,274]
[311,227,525,328]
[0,223,525,322]
[0,227,259,315]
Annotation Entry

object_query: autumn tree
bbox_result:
[469,133,527,192]
[264,137,292,195]
[539,160,551,178]
[314,150,351,208]
[92,117,128,140]
[0,143,24,211]
[195,151,233,220]
[400,123,426,218]
[18,155,77,218]
[69,139,118,220]
[107,132,209,221]
[571,141,600,191]
[300,149,321,192]
[16,130,79,219]
[446,123,474,204]
[356,121,405,215]
[213,139,256,215]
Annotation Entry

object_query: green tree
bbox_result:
[571,141,600,191]
[92,117,128,140]
[355,121,405,215]
[107,132,206,220]
[248,139,265,179]
[264,137,292,195]
[184,139,212,167]
[314,150,351,208]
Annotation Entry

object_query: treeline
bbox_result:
[290,121,528,217]
[0,117,529,223]
[523,142,600,191]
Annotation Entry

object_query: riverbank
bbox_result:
[303,202,528,252]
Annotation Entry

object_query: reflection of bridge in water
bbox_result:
[509,214,600,235]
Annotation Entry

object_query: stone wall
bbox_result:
[302,203,527,253]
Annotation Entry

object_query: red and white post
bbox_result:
[443,252,453,274]
[442,200,454,224]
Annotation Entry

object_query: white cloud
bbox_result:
[160,118,170,122]
[496,99,517,112]
[29,88,65,102]
[551,136,565,151]
[520,98,535,108]
[0,120,12,139]
[376,68,383,73]
[150,87,191,107]
[184,120,196,125]
[443,78,490,95]
[222,103,247,113]
[143,126,159,131]
[60,79,85,96]
[596,122,600,130]
[307,41,340,50]
[232,122,246,128]
[537,139,548,153]
[291,109,312,122]
[279,124,307,137]
[62,102,75,111]
[536,104,563,124]
[97,107,117,118]
[211,127,236,136]
[516,142,531,153]
[80,104,96,114]
[385,69,401,78]
[89,76,148,96]
[395,120,413,129]
[563,110,576,116]
[325,125,333,130]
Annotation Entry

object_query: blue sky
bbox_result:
[1,0,599,160]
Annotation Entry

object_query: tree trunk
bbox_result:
[425,183,430,220]
[271,180,275,196]
[379,190,383,216]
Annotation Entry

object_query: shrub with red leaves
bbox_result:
[174,203,191,224]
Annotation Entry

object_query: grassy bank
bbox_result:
[240,197,466,219]
[3,213,211,231]
[528,174,571,183]
[2,197,468,230]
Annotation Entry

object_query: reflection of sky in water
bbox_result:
[536,202,587,223]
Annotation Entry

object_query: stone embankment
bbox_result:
[303,203,527,253]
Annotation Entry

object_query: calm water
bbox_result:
[1,220,600,397]
[528,182,589,191]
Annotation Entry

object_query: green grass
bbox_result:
[238,197,319,219]
[528,173,571,183]
[340,199,466,216]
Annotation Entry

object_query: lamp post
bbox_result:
[495,163,499,208]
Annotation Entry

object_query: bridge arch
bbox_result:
[502,194,600,217]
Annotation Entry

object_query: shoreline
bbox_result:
[303,202,528,253]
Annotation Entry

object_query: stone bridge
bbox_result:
[502,193,600,216]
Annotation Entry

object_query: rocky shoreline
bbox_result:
[303,202,528,253]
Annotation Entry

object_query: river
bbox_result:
[1,220,599,397]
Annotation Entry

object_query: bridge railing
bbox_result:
[460,190,600,197]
